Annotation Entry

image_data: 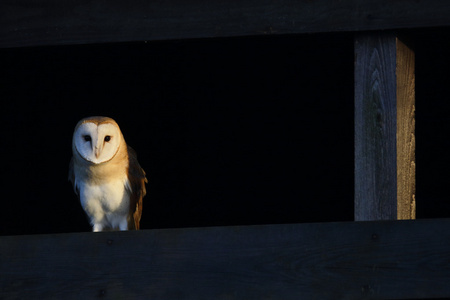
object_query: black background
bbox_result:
[1,28,449,235]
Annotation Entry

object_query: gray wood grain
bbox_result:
[1,220,450,299]
[2,0,450,48]
[355,33,398,221]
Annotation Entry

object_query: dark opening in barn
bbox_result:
[1,33,355,235]
[2,27,450,235]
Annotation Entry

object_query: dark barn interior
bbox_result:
[1,28,450,235]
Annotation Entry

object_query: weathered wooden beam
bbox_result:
[1,219,450,299]
[354,33,415,221]
[1,0,450,48]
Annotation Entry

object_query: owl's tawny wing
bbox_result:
[126,145,147,230]
[68,157,79,195]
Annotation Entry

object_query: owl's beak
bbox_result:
[92,136,102,159]
[94,147,101,158]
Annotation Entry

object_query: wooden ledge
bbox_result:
[1,219,450,299]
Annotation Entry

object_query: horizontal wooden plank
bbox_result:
[2,0,450,48]
[1,219,450,299]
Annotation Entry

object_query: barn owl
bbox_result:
[68,116,147,232]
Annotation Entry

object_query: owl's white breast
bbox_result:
[79,178,128,212]
[77,174,131,230]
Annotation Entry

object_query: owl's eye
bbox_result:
[104,136,111,142]
[83,135,91,142]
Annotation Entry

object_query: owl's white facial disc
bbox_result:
[74,122,121,164]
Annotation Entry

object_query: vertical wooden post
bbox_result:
[354,33,415,221]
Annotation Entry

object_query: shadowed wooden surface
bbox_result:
[1,219,450,299]
[2,0,450,48]
[355,33,398,221]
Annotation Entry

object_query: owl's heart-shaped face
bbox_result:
[73,121,121,164]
